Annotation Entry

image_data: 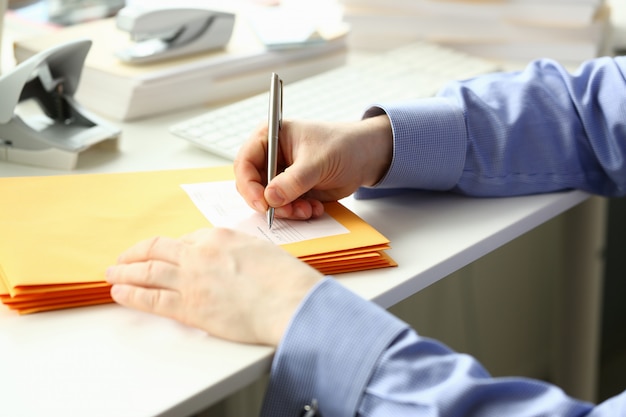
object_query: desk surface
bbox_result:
[0,104,589,416]
[0,16,593,415]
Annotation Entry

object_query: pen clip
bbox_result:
[278,76,283,129]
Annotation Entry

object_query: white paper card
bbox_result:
[181,180,349,245]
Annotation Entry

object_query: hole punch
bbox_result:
[0,39,121,170]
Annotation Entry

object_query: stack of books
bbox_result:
[0,166,396,314]
[12,10,349,121]
[339,0,612,65]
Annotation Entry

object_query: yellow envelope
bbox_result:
[0,166,395,314]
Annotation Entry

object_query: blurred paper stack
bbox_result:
[340,0,612,65]
[11,1,350,121]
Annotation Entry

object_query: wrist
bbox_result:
[262,272,324,347]
[360,115,393,186]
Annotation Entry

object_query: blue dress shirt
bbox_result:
[260,56,626,416]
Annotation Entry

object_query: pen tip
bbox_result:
[267,208,274,229]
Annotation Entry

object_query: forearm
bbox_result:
[358,56,626,199]
[259,278,406,417]
[260,279,626,417]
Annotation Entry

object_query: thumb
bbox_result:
[265,162,321,207]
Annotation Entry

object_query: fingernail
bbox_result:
[110,284,121,300]
[252,200,265,212]
[105,266,114,282]
[267,188,284,206]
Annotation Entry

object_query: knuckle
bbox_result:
[148,290,177,315]
[143,259,162,285]
[146,289,161,310]
[144,260,155,281]
[145,236,164,258]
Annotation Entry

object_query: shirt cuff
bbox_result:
[355,98,467,199]
[260,278,407,417]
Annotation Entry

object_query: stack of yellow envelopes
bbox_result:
[287,202,396,275]
[0,166,395,314]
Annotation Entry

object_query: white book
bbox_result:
[343,6,609,42]
[340,0,604,27]
[341,2,611,64]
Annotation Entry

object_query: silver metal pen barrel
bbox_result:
[267,73,283,229]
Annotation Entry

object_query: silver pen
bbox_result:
[267,73,283,229]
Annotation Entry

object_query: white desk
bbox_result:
[0,105,593,416]
[0,15,602,415]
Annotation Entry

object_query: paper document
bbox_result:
[181,181,348,245]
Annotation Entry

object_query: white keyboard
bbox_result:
[170,41,500,160]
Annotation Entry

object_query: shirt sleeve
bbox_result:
[356,56,626,199]
[260,278,626,417]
